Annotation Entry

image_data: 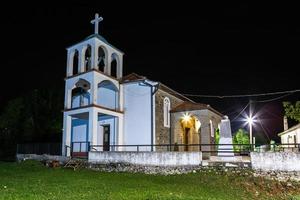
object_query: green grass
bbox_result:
[0,160,299,200]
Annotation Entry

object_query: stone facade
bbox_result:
[155,89,184,150]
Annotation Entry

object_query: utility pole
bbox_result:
[249,100,253,147]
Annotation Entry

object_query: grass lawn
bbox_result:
[0,160,300,200]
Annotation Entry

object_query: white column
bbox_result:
[64,82,72,109]
[117,55,123,78]
[89,108,98,148]
[119,84,124,111]
[91,44,96,69]
[117,115,124,151]
[106,53,112,75]
[62,113,72,156]
[94,44,99,70]
[66,52,74,77]
[79,47,86,73]
[90,75,97,105]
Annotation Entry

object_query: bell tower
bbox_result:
[65,13,124,79]
[62,13,124,157]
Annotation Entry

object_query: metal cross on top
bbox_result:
[91,13,103,34]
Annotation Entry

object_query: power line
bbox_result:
[252,93,294,103]
[231,102,250,122]
[180,89,300,98]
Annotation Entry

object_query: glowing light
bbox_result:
[182,113,191,123]
[247,116,254,125]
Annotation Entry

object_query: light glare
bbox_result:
[247,116,254,125]
[182,113,191,122]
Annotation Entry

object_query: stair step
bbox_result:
[64,158,87,170]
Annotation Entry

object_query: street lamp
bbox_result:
[247,116,254,145]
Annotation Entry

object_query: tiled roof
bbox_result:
[120,73,147,82]
[170,101,223,116]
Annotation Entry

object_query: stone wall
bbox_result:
[16,154,69,164]
[251,152,300,171]
[89,151,202,166]
[155,89,184,149]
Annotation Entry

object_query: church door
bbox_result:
[184,128,190,151]
[103,125,110,151]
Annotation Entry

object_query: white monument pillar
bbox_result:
[218,116,234,159]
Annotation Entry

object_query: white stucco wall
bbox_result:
[123,82,152,151]
[89,151,202,166]
[97,83,118,109]
[64,71,120,109]
[280,127,300,144]
[72,118,89,152]
[251,152,300,171]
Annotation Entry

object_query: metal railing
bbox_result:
[17,143,62,155]
[89,143,300,155]
[255,143,300,153]
[89,143,253,156]
[71,141,90,153]
[17,142,300,157]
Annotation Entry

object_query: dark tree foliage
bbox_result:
[0,89,63,160]
[283,101,300,123]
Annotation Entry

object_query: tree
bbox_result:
[0,89,63,160]
[0,98,24,160]
[283,101,300,122]
[215,128,220,144]
[233,129,250,151]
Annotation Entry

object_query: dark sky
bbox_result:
[1,2,300,141]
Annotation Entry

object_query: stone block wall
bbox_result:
[155,89,183,150]
[89,151,202,166]
[251,152,300,171]
[16,154,69,164]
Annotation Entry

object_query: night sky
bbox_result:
[1,2,300,141]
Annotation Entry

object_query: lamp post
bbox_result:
[247,100,254,149]
[247,116,253,145]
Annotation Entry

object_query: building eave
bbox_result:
[66,34,124,54]
[278,123,300,136]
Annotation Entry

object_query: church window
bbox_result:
[111,53,118,77]
[84,45,92,71]
[163,97,171,127]
[98,46,106,71]
[71,79,91,108]
[73,50,79,75]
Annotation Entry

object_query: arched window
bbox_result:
[84,45,92,72]
[111,53,118,77]
[71,79,91,108]
[98,46,106,72]
[97,80,119,110]
[163,97,171,127]
[73,50,79,75]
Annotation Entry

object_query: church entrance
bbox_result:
[102,124,110,151]
[179,113,201,151]
[184,128,190,151]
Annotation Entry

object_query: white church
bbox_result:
[62,14,224,157]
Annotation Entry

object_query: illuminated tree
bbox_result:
[233,129,250,151]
